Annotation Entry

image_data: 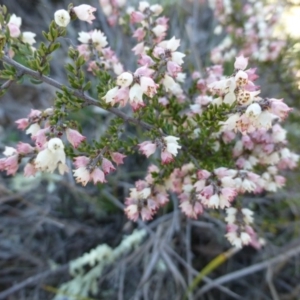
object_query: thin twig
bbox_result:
[197,243,300,296]
[1,55,153,131]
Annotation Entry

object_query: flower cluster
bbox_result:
[0,1,298,250]
[209,0,285,64]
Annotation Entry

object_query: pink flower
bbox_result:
[234,55,248,70]
[90,168,106,184]
[7,23,21,38]
[110,152,126,165]
[73,5,97,24]
[24,162,37,177]
[17,142,34,155]
[101,158,115,174]
[138,55,154,66]
[66,128,86,148]
[179,193,203,219]
[161,150,173,164]
[268,98,292,120]
[130,11,145,23]
[28,109,42,118]
[167,61,181,77]
[32,128,50,148]
[73,156,89,168]
[3,155,19,175]
[15,118,29,130]
[140,76,158,98]
[133,28,146,42]
[138,141,157,157]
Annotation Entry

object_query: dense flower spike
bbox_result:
[0,1,298,250]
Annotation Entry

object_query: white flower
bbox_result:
[3,146,17,156]
[102,87,119,104]
[9,14,22,27]
[129,83,144,105]
[54,9,71,27]
[164,136,181,156]
[150,4,163,15]
[225,207,237,224]
[78,31,91,44]
[117,72,133,87]
[91,30,108,48]
[162,74,176,92]
[22,32,36,45]
[26,123,40,136]
[35,138,68,174]
[245,103,261,119]
[241,208,254,224]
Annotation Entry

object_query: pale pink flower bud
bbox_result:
[133,28,146,42]
[66,128,86,148]
[101,158,116,174]
[28,109,42,118]
[24,162,37,177]
[125,204,139,221]
[134,65,155,77]
[7,23,21,38]
[269,98,292,120]
[17,142,34,155]
[130,11,145,23]
[73,5,97,24]
[197,169,211,180]
[90,168,106,184]
[234,55,248,70]
[15,118,29,130]
[3,154,19,175]
[110,152,126,165]
[54,9,70,27]
[161,151,174,164]
[138,54,154,66]
[132,42,145,55]
[167,61,181,77]
[180,200,203,219]
[138,141,157,157]
[73,156,89,168]
[77,44,90,60]
[32,128,49,148]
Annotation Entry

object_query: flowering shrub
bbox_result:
[0,1,298,251]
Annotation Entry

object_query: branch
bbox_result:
[1,55,153,131]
